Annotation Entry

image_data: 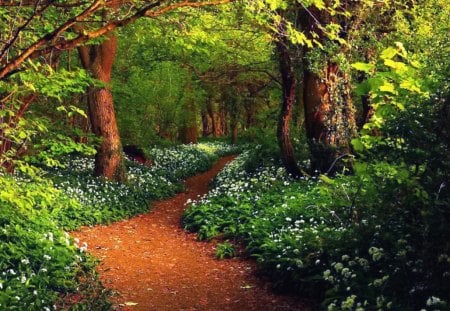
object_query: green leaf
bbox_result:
[351,62,375,73]
[355,81,371,96]
[384,59,407,72]
[320,174,334,184]
[351,138,365,153]
[379,81,397,94]
[380,47,398,60]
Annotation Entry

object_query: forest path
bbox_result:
[72,156,309,311]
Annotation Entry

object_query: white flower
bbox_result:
[43,255,52,261]
[426,296,444,306]
[20,275,27,283]
[79,242,88,252]
[21,258,30,265]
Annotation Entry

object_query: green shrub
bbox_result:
[0,175,99,310]
[216,242,235,259]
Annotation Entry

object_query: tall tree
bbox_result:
[300,7,356,174]
[244,0,361,175]
[275,16,303,177]
[78,34,126,181]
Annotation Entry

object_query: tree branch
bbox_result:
[0,0,55,60]
[0,0,233,80]
[0,0,103,79]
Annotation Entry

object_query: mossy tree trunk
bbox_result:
[179,82,198,144]
[275,18,302,178]
[300,8,356,175]
[303,63,356,174]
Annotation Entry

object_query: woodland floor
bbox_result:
[72,156,310,311]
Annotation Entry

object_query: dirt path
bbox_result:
[72,156,310,311]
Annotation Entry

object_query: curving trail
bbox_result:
[72,156,310,311]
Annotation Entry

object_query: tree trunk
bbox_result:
[210,101,225,137]
[275,21,302,178]
[179,125,198,144]
[231,122,238,145]
[179,82,198,144]
[303,63,356,174]
[229,95,239,145]
[78,35,126,181]
[202,98,213,137]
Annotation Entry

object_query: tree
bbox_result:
[274,16,303,177]
[244,1,387,175]
[299,6,357,174]
[78,34,126,180]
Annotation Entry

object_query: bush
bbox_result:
[216,242,235,260]
[182,145,450,310]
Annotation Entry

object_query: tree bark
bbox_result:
[303,63,356,174]
[298,6,356,175]
[275,20,302,178]
[201,97,213,137]
[201,109,211,137]
[78,35,127,181]
[229,94,239,145]
[179,82,198,144]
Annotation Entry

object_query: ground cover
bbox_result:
[183,148,450,310]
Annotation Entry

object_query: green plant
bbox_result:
[216,241,235,260]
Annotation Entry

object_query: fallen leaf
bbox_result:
[123,301,138,306]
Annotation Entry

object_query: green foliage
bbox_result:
[183,142,449,309]
[216,241,236,260]
[352,43,429,154]
[0,174,103,310]
[0,62,95,172]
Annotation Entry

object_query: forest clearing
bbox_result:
[0,0,449,310]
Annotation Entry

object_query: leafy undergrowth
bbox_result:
[0,175,103,310]
[183,148,450,310]
[0,142,240,310]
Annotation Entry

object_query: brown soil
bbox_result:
[72,156,311,311]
